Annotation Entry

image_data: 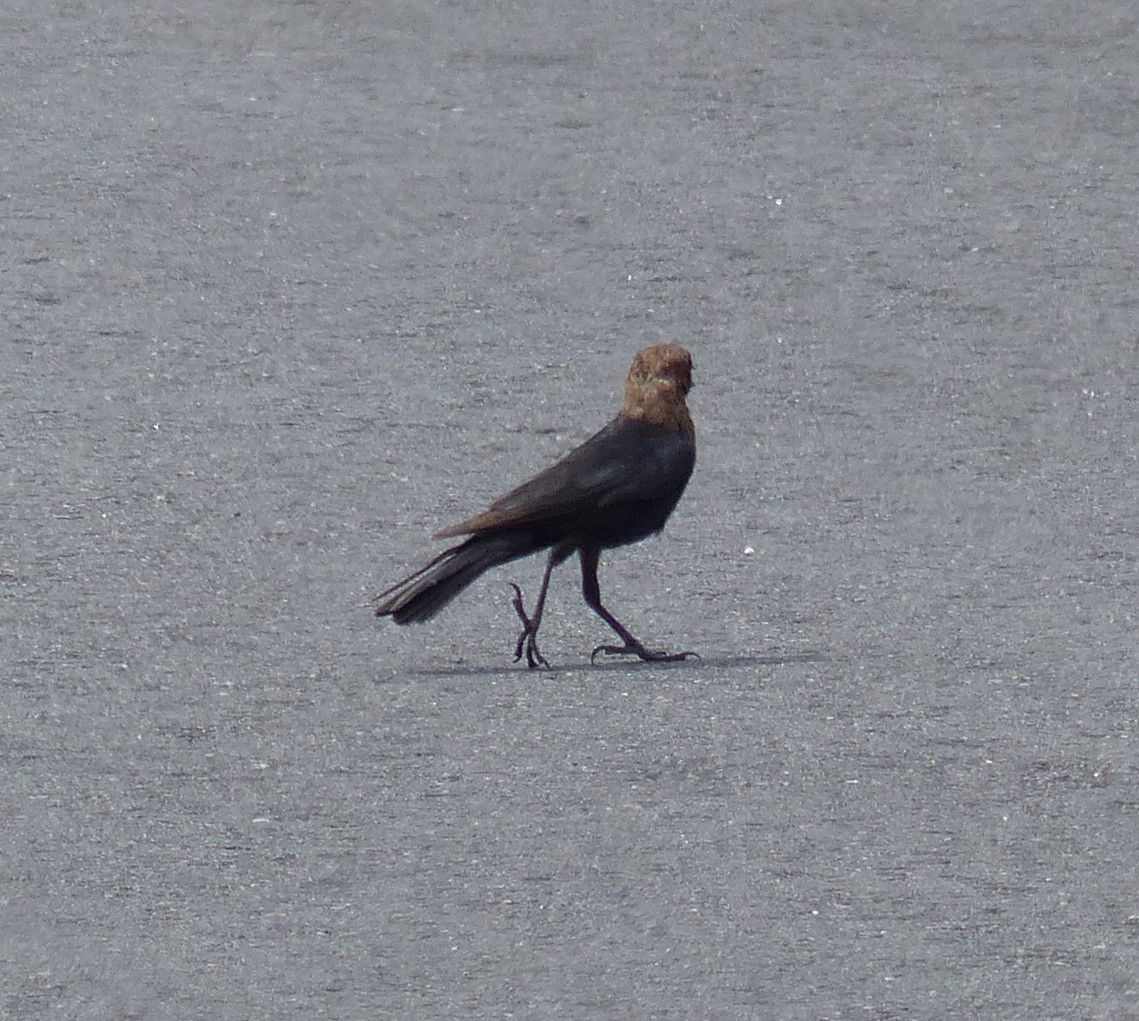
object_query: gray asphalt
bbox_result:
[4,2,1138,1019]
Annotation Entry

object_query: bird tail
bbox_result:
[374,532,534,624]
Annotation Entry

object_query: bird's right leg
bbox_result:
[510,547,570,669]
[578,547,698,664]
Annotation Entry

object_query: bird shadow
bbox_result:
[394,650,823,681]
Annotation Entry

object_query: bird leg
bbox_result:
[510,583,549,669]
[579,548,699,665]
[510,548,569,669]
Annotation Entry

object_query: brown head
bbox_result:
[619,344,695,438]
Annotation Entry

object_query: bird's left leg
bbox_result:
[511,547,571,669]
[578,547,699,664]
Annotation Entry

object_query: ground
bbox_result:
[3,2,1138,1018]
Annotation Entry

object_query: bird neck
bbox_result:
[619,381,695,439]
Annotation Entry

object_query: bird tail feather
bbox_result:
[374,533,533,624]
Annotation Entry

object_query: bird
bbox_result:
[374,343,697,668]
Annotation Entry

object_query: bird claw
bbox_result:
[510,583,551,669]
[514,630,551,669]
[590,643,700,665]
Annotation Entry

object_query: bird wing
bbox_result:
[434,417,695,538]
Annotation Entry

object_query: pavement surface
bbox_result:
[4,2,1138,1018]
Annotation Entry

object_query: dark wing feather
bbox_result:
[435,417,695,538]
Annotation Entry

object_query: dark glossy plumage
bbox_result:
[374,344,697,666]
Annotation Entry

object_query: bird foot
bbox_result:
[590,642,700,665]
[510,583,551,670]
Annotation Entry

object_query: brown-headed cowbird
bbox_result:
[374,344,697,668]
